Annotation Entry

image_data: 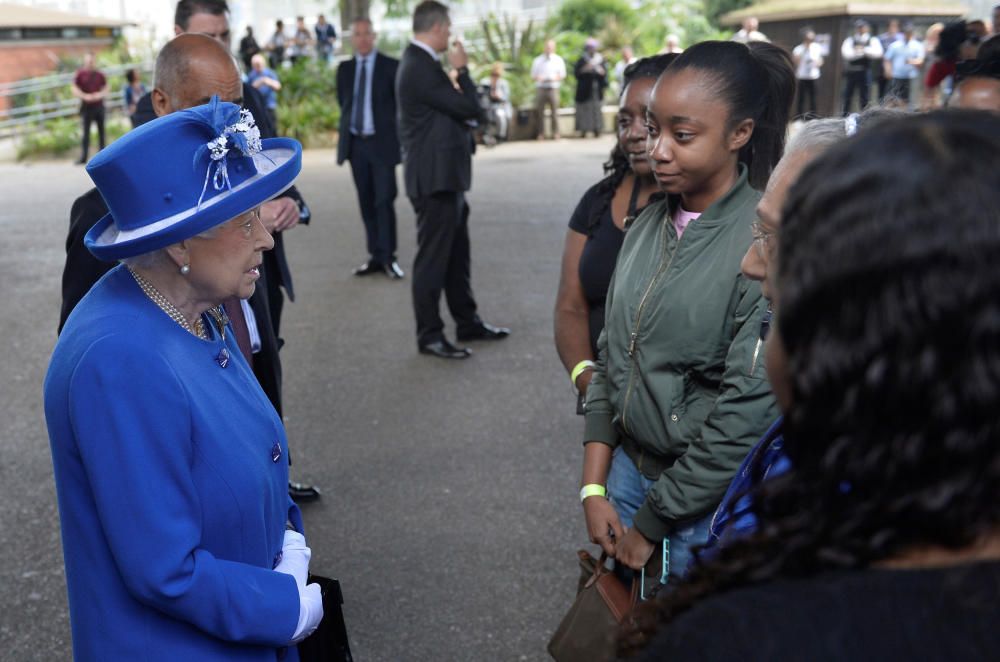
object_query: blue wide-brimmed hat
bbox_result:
[84,97,301,261]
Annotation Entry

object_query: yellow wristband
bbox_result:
[570,360,596,391]
[579,484,607,502]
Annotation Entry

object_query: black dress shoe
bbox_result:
[457,321,511,341]
[418,339,471,359]
[288,481,321,502]
[353,259,382,276]
[383,260,404,279]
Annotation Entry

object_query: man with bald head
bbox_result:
[59,33,320,501]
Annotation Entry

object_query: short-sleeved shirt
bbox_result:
[247,69,279,110]
[74,69,106,107]
[531,53,567,89]
[123,83,146,111]
[793,42,823,80]
[886,39,925,79]
[569,180,648,356]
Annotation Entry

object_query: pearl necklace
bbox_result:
[128,267,208,340]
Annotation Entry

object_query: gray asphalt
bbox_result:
[0,135,617,661]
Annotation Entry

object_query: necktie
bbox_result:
[223,297,254,367]
[352,57,367,135]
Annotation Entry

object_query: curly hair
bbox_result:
[619,110,1000,656]
[584,54,678,234]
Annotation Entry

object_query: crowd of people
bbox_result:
[238,13,339,71]
[41,0,1000,658]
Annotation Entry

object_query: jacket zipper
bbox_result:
[620,213,679,436]
[750,305,772,376]
[750,338,763,375]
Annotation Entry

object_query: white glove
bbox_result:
[289,581,324,644]
[274,530,310,588]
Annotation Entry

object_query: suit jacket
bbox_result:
[59,189,284,417]
[395,43,482,198]
[133,83,306,301]
[336,51,401,166]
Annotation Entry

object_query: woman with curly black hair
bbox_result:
[623,110,1000,659]
[555,54,676,408]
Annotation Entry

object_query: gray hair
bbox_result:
[120,248,171,270]
[118,225,219,269]
[785,107,910,158]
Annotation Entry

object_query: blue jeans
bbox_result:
[606,446,714,582]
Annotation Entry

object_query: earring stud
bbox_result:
[180,264,191,275]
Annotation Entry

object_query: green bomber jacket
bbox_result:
[584,166,779,541]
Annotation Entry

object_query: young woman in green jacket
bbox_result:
[579,41,795,579]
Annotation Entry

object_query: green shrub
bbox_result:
[274,60,340,148]
[633,0,730,55]
[17,116,129,161]
[465,12,544,108]
[552,0,637,35]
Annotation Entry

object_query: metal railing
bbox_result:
[0,61,153,139]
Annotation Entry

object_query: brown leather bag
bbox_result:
[548,550,638,662]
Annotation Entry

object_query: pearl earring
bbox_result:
[180,264,191,275]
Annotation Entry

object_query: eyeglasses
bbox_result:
[750,221,777,260]
[236,208,262,237]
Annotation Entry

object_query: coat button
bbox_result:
[271,442,282,463]
[670,414,679,422]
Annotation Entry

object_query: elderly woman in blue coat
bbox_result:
[44,98,322,660]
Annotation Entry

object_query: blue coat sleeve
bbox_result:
[68,336,300,646]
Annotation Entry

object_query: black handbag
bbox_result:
[297,574,353,662]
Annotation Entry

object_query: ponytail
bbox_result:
[744,42,795,189]
[665,41,795,190]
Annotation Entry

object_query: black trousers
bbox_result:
[262,253,284,341]
[842,70,870,115]
[80,104,105,161]
[410,191,479,345]
[877,72,890,101]
[796,79,817,119]
[348,137,398,265]
[887,78,911,104]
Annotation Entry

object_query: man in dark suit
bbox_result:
[59,33,319,502]
[396,1,510,359]
[336,17,404,279]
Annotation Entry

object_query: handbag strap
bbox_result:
[595,551,640,607]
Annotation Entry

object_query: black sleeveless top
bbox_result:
[568,178,643,356]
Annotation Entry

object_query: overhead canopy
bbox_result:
[721,0,969,26]
[0,2,131,29]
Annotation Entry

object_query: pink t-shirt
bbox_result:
[674,206,700,239]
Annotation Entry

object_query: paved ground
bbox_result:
[0,135,618,661]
